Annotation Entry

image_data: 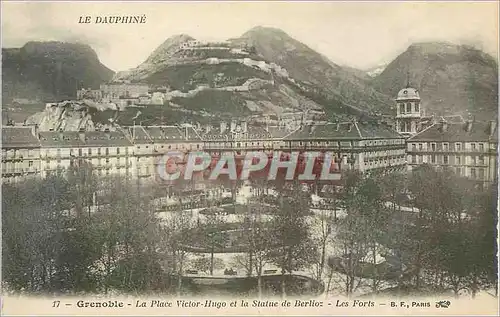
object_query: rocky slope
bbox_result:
[229,27,394,114]
[113,27,390,119]
[372,42,498,120]
[2,41,114,103]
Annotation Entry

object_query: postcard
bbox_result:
[1,1,498,316]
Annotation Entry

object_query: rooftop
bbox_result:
[2,127,40,148]
[396,87,420,101]
[285,121,402,140]
[409,121,498,142]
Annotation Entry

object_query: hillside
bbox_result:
[2,41,114,103]
[372,42,498,120]
[113,28,393,120]
[230,26,394,114]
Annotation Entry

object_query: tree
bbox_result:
[67,160,97,217]
[204,213,229,275]
[163,210,194,295]
[97,175,164,294]
[325,170,393,297]
[238,200,272,297]
[266,182,314,298]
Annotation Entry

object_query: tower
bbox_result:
[395,76,422,137]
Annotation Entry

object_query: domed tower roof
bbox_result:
[396,87,420,101]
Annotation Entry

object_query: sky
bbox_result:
[2,1,498,72]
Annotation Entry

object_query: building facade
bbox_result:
[395,86,422,138]
[2,126,42,183]
[283,121,407,172]
[406,120,498,183]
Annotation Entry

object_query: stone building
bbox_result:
[406,119,498,184]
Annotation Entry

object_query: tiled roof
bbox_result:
[356,122,403,139]
[38,131,84,148]
[37,130,133,147]
[83,131,133,147]
[285,121,403,140]
[128,126,152,144]
[125,125,202,144]
[203,126,275,140]
[409,121,498,142]
[2,127,40,148]
[285,123,360,140]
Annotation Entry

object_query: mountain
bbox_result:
[366,63,388,78]
[2,41,114,103]
[113,27,395,120]
[372,42,498,120]
[230,26,394,114]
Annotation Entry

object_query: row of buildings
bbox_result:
[76,83,169,108]
[1,119,406,183]
[3,84,498,185]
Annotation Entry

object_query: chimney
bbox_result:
[78,128,86,142]
[440,119,448,132]
[242,120,248,133]
[230,120,236,132]
[465,120,473,133]
[347,122,353,132]
[185,126,189,139]
[488,120,497,136]
[31,124,39,137]
[220,121,227,134]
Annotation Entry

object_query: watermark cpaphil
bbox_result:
[155,151,341,183]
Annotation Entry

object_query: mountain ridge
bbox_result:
[2,28,498,125]
[2,41,114,103]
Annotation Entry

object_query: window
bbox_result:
[471,143,476,151]
[443,143,449,151]
[408,155,413,164]
[106,158,110,164]
[431,155,436,163]
[470,167,476,179]
[406,103,411,113]
[478,168,485,180]
[418,143,423,151]
[431,143,436,151]
[443,155,449,165]
[88,148,92,155]
[412,144,416,151]
[105,148,109,155]
[455,143,462,151]
[455,156,461,165]
[98,148,101,155]
[399,103,404,114]
[479,143,484,152]
[415,103,420,112]
[29,161,33,167]
[479,155,485,165]
[117,148,120,155]
[456,167,462,176]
